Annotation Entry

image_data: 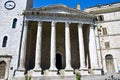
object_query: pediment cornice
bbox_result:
[24,4,95,19]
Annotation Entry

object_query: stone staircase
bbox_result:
[13,73,120,80]
[82,73,120,80]
[13,76,76,80]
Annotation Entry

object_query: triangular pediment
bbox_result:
[25,4,94,18]
[30,4,87,15]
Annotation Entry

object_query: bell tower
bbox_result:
[0,0,33,79]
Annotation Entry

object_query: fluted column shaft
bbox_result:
[89,24,99,69]
[78,23,86,69]
[49,21,57,70]
[34,22,42,70]
[65,22,73,70]
[18,21,28,70]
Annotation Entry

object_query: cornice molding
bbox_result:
[24,4,95,19]
[24,11,95,19]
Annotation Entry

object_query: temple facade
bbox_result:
[15,4,101,77]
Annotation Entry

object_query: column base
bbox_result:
[14,69,25,77]
[43,69,49,76]
[59,70,65,77]
[33,67,41,71]
[91,66,102,75]
[49,66,57,71]
[79,68,89,75]
[48,70,58,76]
[64,70,74,76]
[65,66,73,71]
[88,68,101,75]
[93,69,101,75]
[28,70,42,77]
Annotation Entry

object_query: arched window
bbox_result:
[12,18,17,28]
[0,61,6,79]
[2,36,8,47]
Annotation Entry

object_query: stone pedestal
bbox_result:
[93,69,101,75]
[80,68,89,75]
[59,70,65,77]
[14,70,25,77]
[43,69,58,76]
[88,68,101,75]
[64,70,74,76]
[43,69,49,76]
[28,70,42,77]
[48,70,58,76]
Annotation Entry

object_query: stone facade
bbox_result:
[0,0,120,79]
[0,0,33,79]
[84,2,120,74]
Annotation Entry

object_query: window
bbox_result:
[98,15,104,21]
[99,15,104,21]
[95,17,98,21]
[12,18,17,28]
[2,36,8,47]
[0,61,6,79]
[105,42,110,48]
[102,28,107,35]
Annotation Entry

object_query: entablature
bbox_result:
[24,4,95,20]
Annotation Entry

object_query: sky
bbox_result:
[33,0,120,10]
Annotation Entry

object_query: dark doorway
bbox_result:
[105,54,115,73]
[56,53,62,69]
[0,61,6,79]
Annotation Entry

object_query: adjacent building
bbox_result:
[84,2,120,74]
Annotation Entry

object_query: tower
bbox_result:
[0,0,33,79]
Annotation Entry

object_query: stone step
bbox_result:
[13,74,120,80]
[82,74,120,80]
[13,76,76,80]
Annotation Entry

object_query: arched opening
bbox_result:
[12,18,17,28]
[0,61,6,79]
[105,54,115,73]
[56,53,62,70]
[2,36,8,47]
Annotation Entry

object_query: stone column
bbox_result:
[89,24,101,74]
[49,21,57,71]
[65,22,73,70]
[89,24,99,68]
[34,22,42,71]
[78,23,88,75]
[78,23,86,69]
[18,21,28,70]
